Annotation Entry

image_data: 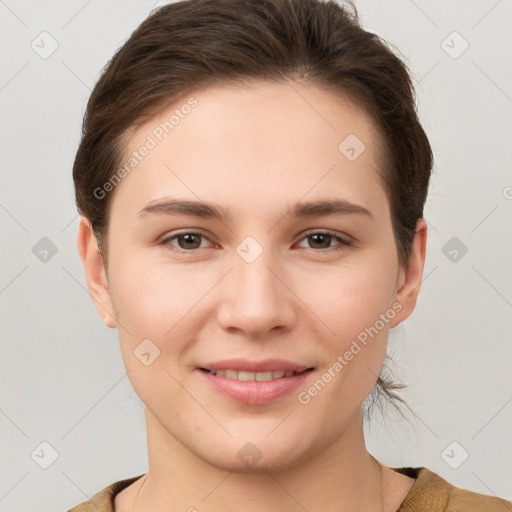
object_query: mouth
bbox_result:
[196,361,315,405]
[199,367,314,382]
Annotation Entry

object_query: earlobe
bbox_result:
[76,217,118,329]
[389,219,428,328]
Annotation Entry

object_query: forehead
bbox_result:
[110,80,389,219]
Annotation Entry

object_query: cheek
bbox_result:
[110,261,210,409]
[110,259,213,332]
[298,258,398,342]
[110,259,226,385]
[295,258,397,402]
[297,266,395,412]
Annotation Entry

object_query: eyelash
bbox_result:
[158,229,353,254]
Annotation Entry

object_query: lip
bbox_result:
[199,358,312,373]
[196,359,314,405]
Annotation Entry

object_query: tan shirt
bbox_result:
[67,467,512,511]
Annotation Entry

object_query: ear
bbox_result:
[389,218,427,328]
[76,216,117,328]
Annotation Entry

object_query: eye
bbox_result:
[158,229,352,253]
[159,231,214,252]
[296,230,353,251]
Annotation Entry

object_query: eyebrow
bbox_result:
[137,198,373,221]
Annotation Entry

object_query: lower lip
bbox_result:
[197,369,313,405]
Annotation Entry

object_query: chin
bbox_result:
[205,449,306,475]
[191,432,313,475]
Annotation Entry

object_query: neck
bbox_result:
[134,409,384,512]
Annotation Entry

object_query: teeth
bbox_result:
[208,369,300,381]
[224,369,237,379]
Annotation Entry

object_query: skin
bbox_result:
[78,80,427,511]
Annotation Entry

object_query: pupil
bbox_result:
[311,234,330,249]
[181,234,200,249]
[177,234,332,250]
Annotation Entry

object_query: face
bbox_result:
[79,80,426,473]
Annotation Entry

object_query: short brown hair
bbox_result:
[72,0,433,417]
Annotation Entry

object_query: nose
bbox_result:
[216,247,297,339]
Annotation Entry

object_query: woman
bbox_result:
[68,0,512,510]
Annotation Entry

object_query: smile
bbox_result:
[201,368,311,381]
[197,365,315,405]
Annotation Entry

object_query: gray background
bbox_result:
[0,0,511,510]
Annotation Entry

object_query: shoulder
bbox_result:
[395,466,512,512]
[67,474,145,512]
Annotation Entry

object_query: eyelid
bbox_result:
[159,228,353,252]
[298,228,352,243]
[158,229,215,248]
[295,229,353,250]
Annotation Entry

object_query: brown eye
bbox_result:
[176,233,203,250]
[308,233,333,249]
[159,231,212,252]
[297,231,352,252]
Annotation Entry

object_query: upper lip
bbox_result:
[199,358,313,373]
